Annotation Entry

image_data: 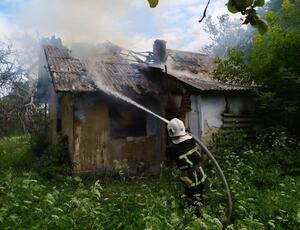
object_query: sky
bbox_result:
[0,0,232,52]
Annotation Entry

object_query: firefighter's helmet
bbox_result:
[167,118,186,137]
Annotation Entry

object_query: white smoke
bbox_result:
[12,0,136,46]
[0,0,231,52]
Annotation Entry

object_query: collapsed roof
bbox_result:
[39,39,250,99]
[165,49,249,91]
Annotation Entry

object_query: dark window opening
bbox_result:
[56,118,62,133]
[109,102,146,138]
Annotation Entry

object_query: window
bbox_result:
[56,118,62,133]
[109,102,146,138]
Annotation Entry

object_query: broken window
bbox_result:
[109,102,146,138]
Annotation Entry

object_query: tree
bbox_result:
[147,0,268,34]
[202,1,284,58]
[213,48,253,84]
[0,43,43,136]
[213,0,300,135]
[202,14,255,58]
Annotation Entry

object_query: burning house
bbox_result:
[37,38,254,175]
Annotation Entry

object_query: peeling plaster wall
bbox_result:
[201,93,226,129]
[73,94,110,173]
[72,94,165,175]
[191,93,226,144]
[186,92,254,145]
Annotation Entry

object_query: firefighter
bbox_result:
[166,118,207,216]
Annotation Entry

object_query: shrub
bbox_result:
[31,137,71,179]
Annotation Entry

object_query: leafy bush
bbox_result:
[0,135,299,229]
[31,138,71,179]
[213,0,300,136]
[0,136,30,172]
[206,132,300,229]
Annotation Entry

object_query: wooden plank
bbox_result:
[222,117,254,122]
[222,123,253,128]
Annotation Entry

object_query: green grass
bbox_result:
[0,136,30,171]
[0,134,299,229]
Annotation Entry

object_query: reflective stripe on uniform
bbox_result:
[195,150,202,158]
[179,165,189,170]
[179,147,198,159]
[191,171,198,187]
[190,166,207,187]
[179,147,197,167]
[199,166,207,183]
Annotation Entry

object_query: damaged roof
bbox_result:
[43,41,250,96]
[166,49,250,91]
[43,45,161,95]
[44,45,97,92]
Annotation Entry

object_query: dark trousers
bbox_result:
[184,184,204,217]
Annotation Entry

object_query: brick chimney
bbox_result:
[153,39,168,64]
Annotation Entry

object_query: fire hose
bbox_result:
[191,134,233,225]
[101,89,233,224]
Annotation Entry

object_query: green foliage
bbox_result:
[0,137,219,229]
[251,0,300,134]
[227,1,240,13]
[254,0,265,7]
[0,133,298,228]
[0,135,71,179]
[0,84,47,138]
[256,18,268,34]
[214,0,300,135]
[203,14,256,58]
[225,0,268,34]
[0,135,299,229]
[147,0,159,8]
[208,132,300,229]
[30,138,71,179]
[0,136,30,172]
[256,126,291,147]
[0,95,24,137]
[146,0,267,32]
[213,48,253,85]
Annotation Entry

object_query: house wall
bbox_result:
[227,93,255,114]
[185,92,255,145]
[61,93,74,160]
[49,88,62,144]
[145,99,166,172]
[72,94,165,175]
[185,93,226,144]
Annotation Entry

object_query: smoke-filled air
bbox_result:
[1,0,300,229]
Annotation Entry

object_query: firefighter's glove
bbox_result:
[180,171,193,188]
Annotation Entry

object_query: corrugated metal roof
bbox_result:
[166,49,250,91]
[44,45,161,95]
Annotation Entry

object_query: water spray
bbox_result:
[102,88,232,224]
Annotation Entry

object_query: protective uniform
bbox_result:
[167,118,206,216]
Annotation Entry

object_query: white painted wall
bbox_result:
[201,93,226,129]
[185,92,254,142]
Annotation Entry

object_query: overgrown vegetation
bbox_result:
[213,0,300,136]
[0,133,299,229]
